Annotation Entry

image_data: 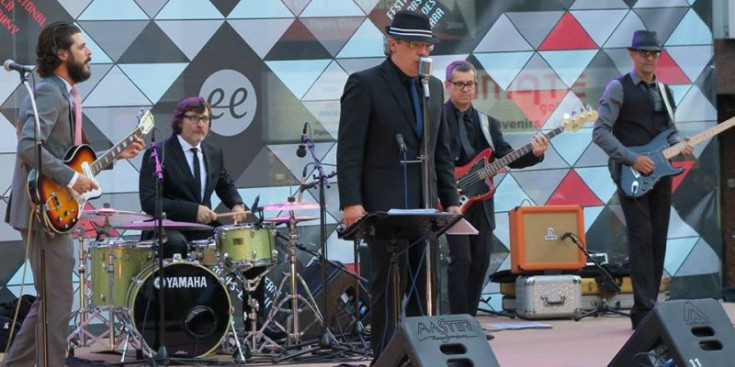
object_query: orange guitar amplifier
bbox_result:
[509,205,586,274]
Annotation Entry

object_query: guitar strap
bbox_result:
[478,111,495,151]
[657,81,676,124]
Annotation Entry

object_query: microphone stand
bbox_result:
[150,141,169,362]
[19,68,49,367]
[419,71,435,316]
[299,136,339,349]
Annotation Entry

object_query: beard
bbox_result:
[67,53,91,84]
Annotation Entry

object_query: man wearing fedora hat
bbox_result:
[592,30,693,330]
[337,10,461,359]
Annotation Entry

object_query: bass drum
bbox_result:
[127,262,231,357]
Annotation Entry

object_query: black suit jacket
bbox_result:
[337,59,458,212]
[139,135,244,225]
[445,102,542,230]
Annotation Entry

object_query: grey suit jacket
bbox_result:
[6,75,78,230]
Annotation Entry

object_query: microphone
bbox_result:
[395,133,407,153]
[418,57,433,97]
[3,60,35,73]
[296,122,309,158]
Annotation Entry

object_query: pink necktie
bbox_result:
[70,86,83,145]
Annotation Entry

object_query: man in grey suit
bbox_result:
[3,21,143,367]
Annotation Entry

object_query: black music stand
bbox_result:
[339,211,462,332]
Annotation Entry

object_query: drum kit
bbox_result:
[66,200,326,362]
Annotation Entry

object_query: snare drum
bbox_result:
[127,261,231,357]
[215,223,275,269]
[189,239,218,266]
[89,241,155,307]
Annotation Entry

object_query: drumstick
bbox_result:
[215,211,251,218]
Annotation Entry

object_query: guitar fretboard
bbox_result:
[477,125,564,180]
[662,116,735,159]
[89,125,145,176]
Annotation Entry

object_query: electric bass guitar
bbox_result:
[613,115,735,198]
[27,110,155,234]
[455,108,596,213]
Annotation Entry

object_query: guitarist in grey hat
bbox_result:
[592,30,693,330]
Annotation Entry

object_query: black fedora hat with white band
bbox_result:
[627,30,663,51]
[385,10,440,44]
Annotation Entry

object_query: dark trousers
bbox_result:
[618,177,671,326]
[367,237,431,359]
[446,203,492,316]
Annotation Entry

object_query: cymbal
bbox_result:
[116,219,212,231]
[81,208,152,224]
[265,215,318,225]
[261,201,320,211]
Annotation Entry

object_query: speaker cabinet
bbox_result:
[509,205,586,274]
[299,260,370,340]
[609,299,735,367]
[374,314,499,367]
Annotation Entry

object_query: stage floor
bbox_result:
[2,301,734,367]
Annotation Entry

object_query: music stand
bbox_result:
[339,211,462,332]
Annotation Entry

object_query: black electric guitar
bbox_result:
[27,110,155,233]
[455,107,595,213]
[614,115,735,198]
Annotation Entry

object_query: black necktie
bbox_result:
[409,78,423,136]
[191,147,202,202]
[458,111,476,158]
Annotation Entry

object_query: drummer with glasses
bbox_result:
[138,96,250,259]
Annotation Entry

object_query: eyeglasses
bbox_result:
[184,114,211,124]
[397,40,434,52]
[451,81,477,90]
[635,50,661,59]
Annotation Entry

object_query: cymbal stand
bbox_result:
[74,227,89,346]
[264,210,326,348]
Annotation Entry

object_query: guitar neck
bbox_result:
[662,116,735,159]
[479,126,563,179]
[89,125,144,176]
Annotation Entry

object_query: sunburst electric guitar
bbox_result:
[27,110,155,234]
[614,115,735,198]
[454,108,596,213]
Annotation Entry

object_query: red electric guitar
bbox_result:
[455,108,595,213]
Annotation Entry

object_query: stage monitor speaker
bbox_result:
[608,299,735,367]
[509,205,586,274]
[374,314,499,367]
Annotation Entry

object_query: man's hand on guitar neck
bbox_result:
[72,174,98,194]
[679,138,694,157]
[117,135,145,160]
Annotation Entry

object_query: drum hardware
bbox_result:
[67,238,153,362]
[265,215,318,225]
[290,154,339,350]
[259,208,328,348]
[224,267,284,358]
